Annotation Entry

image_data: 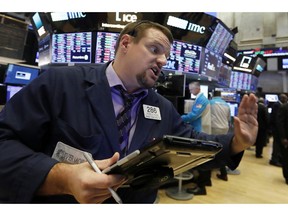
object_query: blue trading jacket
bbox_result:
[181,93,211,134]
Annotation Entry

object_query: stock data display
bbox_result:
[95,32,119,63]
[201,48,222,80]
[52,32,92,64]
[218,63,232,86]
[164,40,202,73]
[206,21,233,55]
[229,71,252,91]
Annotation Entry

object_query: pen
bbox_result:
[83,152,123,204]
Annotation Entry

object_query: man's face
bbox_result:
[189,85,200,96]
[122,28,171,91]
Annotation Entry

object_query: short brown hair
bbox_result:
[115,20,174,53]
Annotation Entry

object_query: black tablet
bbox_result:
[102,135,223,189]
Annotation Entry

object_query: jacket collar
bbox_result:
[83,63,161,154]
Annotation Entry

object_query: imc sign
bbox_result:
[166,15,206,34]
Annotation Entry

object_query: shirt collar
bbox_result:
[106,62,148,97]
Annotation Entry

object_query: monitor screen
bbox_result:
[265,94,279,102]
[51,32,92,64]
[250,75,259,91]
[232,54,257,73]
[229,71,252,91]
[222,40,237,67]
[4,64,39,86]
[253,57,266,77]
[205,20,233,56]
[218,63,232,86]
[200,48,222,80]
[95,31,119,64]
[38,34,51,67]
[6,85,23,102]
[156,74,186,97]
[278,57,288,70]
[215,87,240,103]
[227,102,238,117]
[200,85,209,99]
[164,40,202,73]
[32,12,47,37]
[282,58,288,69]
[35,51,39,63]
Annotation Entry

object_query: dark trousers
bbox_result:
[280,144,288,181]
[196,169,212,187]
[271,129,283,163]
[255,129,267,156]
[219,166,227,176]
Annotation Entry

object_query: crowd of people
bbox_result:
[180,84,288,195]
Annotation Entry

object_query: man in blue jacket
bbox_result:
[181,81,212,195]
[0,20,258,203]
[181,81,211,134]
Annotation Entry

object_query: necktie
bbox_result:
[115,86,135,152]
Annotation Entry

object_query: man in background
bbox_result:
[276,100,288,184]
[181,81,211,134]
[210,90,231,181]
[181,81,211,195]
[255,97,269,158]
[270,94,287,166]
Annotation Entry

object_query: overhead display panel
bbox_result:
[43,12,234,54]
[95,31,119,63]
[163,40,202,73]
[51,32,92,64]
[200,48,222,80]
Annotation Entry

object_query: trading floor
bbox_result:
[157,137,288,204]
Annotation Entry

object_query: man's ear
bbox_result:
[120,34,131,49]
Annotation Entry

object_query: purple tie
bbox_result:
[115,86,135,152]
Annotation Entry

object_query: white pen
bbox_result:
[83,152,123,204]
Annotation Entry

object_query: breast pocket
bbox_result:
[51,118,105,155]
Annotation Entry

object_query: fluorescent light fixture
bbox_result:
[233,66,252,73]
[224,52,236,62]
[242,50,254,55]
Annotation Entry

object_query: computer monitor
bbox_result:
[200,48,222,80]
[31,12,47,38]
[218,63,232,86]
[51,32,92,64]
[6,85,23,102]
[4,64,39,86]
[279,57,288,70]
[232,54,256,73]
[205,20,234,56]
[230,71,252,91]
[253,57,266,77]
[95,31,119,64]
[38,34,51,67]
[156,74,186,97]
[227,102,238,117]
[265,94,279,102]
[164,40,202,74]
[215,87,240,103]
